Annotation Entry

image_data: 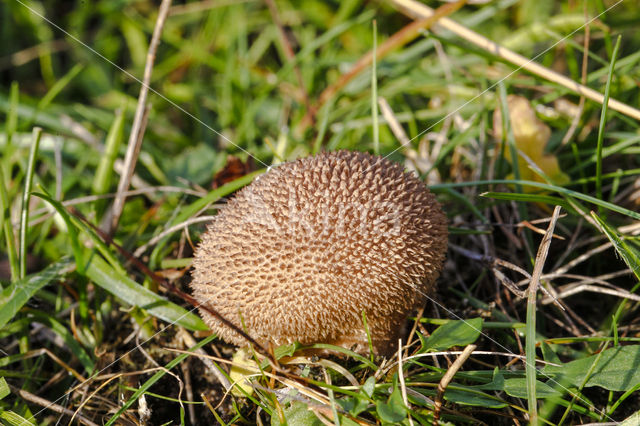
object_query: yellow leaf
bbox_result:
[493,95,569,188]
[229,347,260,397]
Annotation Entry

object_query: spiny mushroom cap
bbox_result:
[191,150,447,356]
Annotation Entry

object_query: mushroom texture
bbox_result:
[191,150,447,356]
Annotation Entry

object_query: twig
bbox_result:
[543,283,640,305]
[387,0,640,121]
[518,220,565,240]
[378,97,410,147]
[397,339,414,426]
[0,39,68,70]
[133,215,216,257]
[179,328,232,391]
[110,0,172,234]
[433,344,476,425]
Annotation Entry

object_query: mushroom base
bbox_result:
[199,307,413,358]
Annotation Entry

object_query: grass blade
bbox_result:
[27,310,95,373]
[0,163,19,283]
[481,191,573,212]
[84,254,208,332]
[35,63,84,114]
[0,258,75,330]
[92,108,126,216]
[32,190,86,274]
[18,127,42,279]
[595,35,622,205]
[590,211,640,331]
[6,81,19,147]
[35,190,207,331]
[432,180,640,221]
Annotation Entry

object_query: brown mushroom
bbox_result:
[191,150,447,356]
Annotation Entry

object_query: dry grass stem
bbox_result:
[433,344,477,424]
[378,97,411,147]
[133,215,217,257]
[388,0,640,121]
[397,339,415,426]
[110,0,172,233]
[543,282,640,305]
[525,205,562,423]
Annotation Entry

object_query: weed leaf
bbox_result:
[84,254,208,331]
[543,345,640,392]
[422,317,483,352]
[376,385,406,423]
[0,258,75,330]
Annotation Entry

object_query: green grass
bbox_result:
[2,0,640,424]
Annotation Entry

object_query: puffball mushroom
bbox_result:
[191,150,447,356]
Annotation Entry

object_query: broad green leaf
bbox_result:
[0,410,36,426]
[444,388,508,409]
[271,401,323,426]
[84,253,208,331]
[422,318,483,352]
[540,341,563,365]
[306,343,377,370]
[337,378,374,417]
[543,345,640,391]
[337,394,370,417]
[0,258,75,330]
[376,386,406,423]
[503,378,562,398]
[0,377,9,400]
[164,144,219,186]
[363,376,376,398]
[621,410,640,426]
[274,342,301,359]
[476,367,506,391]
